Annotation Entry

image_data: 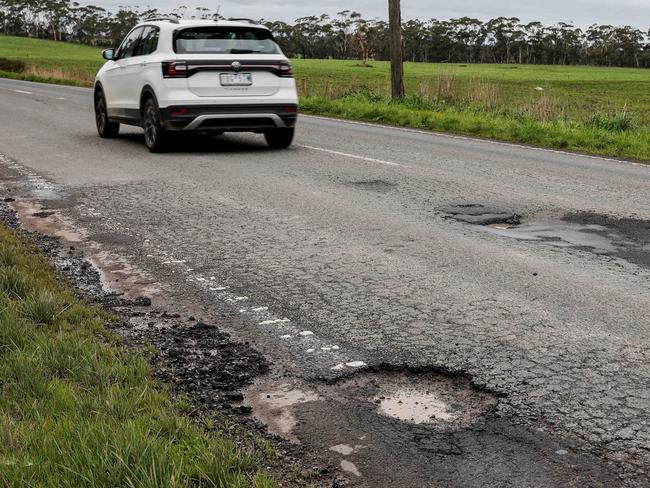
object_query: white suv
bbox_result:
[94,18,299,152]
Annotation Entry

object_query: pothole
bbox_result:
[484,221,616,252]
[440,203,521,226]
[338,371,497,426]
[348,179,396,193]
[246,370,497,444]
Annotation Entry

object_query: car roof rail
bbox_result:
[227,17,260,25]
[144,16,180,24]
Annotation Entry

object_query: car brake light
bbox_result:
[278,62,294,78]
[162,61,188,78]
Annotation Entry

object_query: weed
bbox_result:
[587,110,638,132]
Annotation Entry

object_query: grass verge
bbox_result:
[301,94,650,161]
[0,223,277,488]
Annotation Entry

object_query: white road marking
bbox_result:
[299,330,314,337]
[302,114,649,168]
[297,144,408,169]
[345,361,367,368]
[12,89,33,95]
[259,318,290,325]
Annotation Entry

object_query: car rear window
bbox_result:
[174,27,280,55]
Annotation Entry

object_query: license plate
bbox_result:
[220,73,253,86]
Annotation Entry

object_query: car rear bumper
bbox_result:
[160,104,298,131]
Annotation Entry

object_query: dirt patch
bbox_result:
[440,203,522,226]
[110,313,270,411]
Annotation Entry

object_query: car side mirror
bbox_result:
[102,48,116,61]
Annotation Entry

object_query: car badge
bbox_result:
[232,61,241,71]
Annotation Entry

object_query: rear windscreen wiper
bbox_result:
[229,48,262,54]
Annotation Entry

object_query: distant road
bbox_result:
[1,78,649,486]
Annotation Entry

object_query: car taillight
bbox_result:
[278,62,294,78]
[162,61,188,78]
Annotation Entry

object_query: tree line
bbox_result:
[2,0,650,68]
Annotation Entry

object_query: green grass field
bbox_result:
[0,224,279,488]
[1,35,650,161]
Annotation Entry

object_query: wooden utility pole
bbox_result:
[388,0,404,99]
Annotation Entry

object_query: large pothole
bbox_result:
[440,203,521,226]
[245,369,498,444]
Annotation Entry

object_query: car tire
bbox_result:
[143,98,168,153]
[95,91,119,138]
[264,128,294,149]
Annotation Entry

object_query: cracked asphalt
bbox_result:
[0,78,649,486]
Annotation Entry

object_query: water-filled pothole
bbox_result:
[338,371,498,426]
[246,370,497,443]
[484,221,616,252]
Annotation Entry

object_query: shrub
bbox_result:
[587,111,638,132]
[0,57,26,73]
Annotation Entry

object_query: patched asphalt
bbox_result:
[1,78,649,486]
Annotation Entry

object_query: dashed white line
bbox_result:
[345,361,367,368]
[296,144,408,169]
[259,318,290,326]
[12,89,33,95]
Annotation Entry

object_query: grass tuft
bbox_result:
[19,289,64,325]
[0,266,33,300]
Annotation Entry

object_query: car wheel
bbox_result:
[95,91,119,138]
[143,98,168,153]
[264,128,294,149]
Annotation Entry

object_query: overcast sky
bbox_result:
[97,0,650,29]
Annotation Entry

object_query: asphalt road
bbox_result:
[1,78,649,486]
